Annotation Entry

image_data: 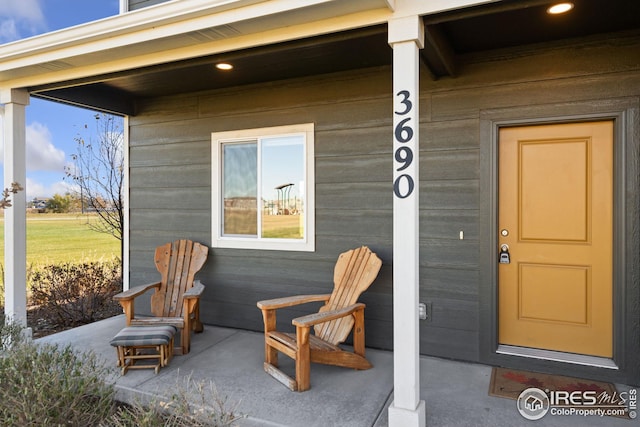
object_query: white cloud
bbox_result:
[0,0,46,43]
[0,0,45,22]
[0,121,67,172]
[24,177,46,200]
[25,122,66,171]
[0,19,18,41]
[25,178,77,200]
[50,179,77,195]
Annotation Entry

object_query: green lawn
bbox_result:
[0,213,120,266]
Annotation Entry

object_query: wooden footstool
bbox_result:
[110,325,177,374]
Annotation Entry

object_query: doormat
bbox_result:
[489,367,631,419]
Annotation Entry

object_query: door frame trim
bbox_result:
[478,97,640,385]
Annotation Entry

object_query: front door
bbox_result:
[498,121,613,358]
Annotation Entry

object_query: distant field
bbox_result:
[262,214,303,238]
[0,213,120,266]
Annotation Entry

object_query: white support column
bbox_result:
[388,15,426,427]
[1,89,29,331]
[122,115,130,291]
[119,0,129,14]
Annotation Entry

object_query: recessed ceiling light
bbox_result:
[547,2,574,14]
[216,63,233,70]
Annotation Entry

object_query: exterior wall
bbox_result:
[128,67,395,350]
[128,0,171,11]
[422,32,639,384]
[128,31,640,384]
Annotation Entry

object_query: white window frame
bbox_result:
[212,123,315,251]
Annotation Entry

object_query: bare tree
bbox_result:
[65,114,124,249]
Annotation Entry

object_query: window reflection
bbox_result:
[223,142,257,236]
[261,136,304,239]
[221,135,305,239]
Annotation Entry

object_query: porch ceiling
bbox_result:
[31,26,392,116]
[421,0,640,78]
[30,0,639,115]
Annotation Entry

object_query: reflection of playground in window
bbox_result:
[262,183,303,239]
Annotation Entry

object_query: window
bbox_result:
[212,123,315,251]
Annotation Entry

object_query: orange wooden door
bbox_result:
[498,121,613,357]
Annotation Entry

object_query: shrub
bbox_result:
[0,321,242,426]
[29,259,122,328]
[0,315,25,352]
[0,322,117,426]
[0,263,5,308]
[108,374,242,427]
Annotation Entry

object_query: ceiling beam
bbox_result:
[421,24,456,78]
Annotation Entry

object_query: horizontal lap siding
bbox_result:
[127,33,639,361]
[128,0,170,11]
[419,117,480,359]
[129,68,399,350]
[126,64,490,357]
[419,33,640,364]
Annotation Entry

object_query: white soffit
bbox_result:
[0,0,495,88]
[0,0,391,84]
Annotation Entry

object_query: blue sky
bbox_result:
[0,0,121,199]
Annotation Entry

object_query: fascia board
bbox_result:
[0,0,264,58]
[0,0,391,69]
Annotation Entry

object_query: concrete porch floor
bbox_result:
[37,315,634,427]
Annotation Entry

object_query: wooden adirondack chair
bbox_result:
[113,239,208,355]
[257,246,382,391]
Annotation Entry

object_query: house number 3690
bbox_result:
[393,90,415,199]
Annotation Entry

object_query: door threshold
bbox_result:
[497,345,618,369]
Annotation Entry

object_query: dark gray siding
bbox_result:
[424,32,640,384]
[128,68,395,350]
[128,32,640,384]
[128,0,171,11]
